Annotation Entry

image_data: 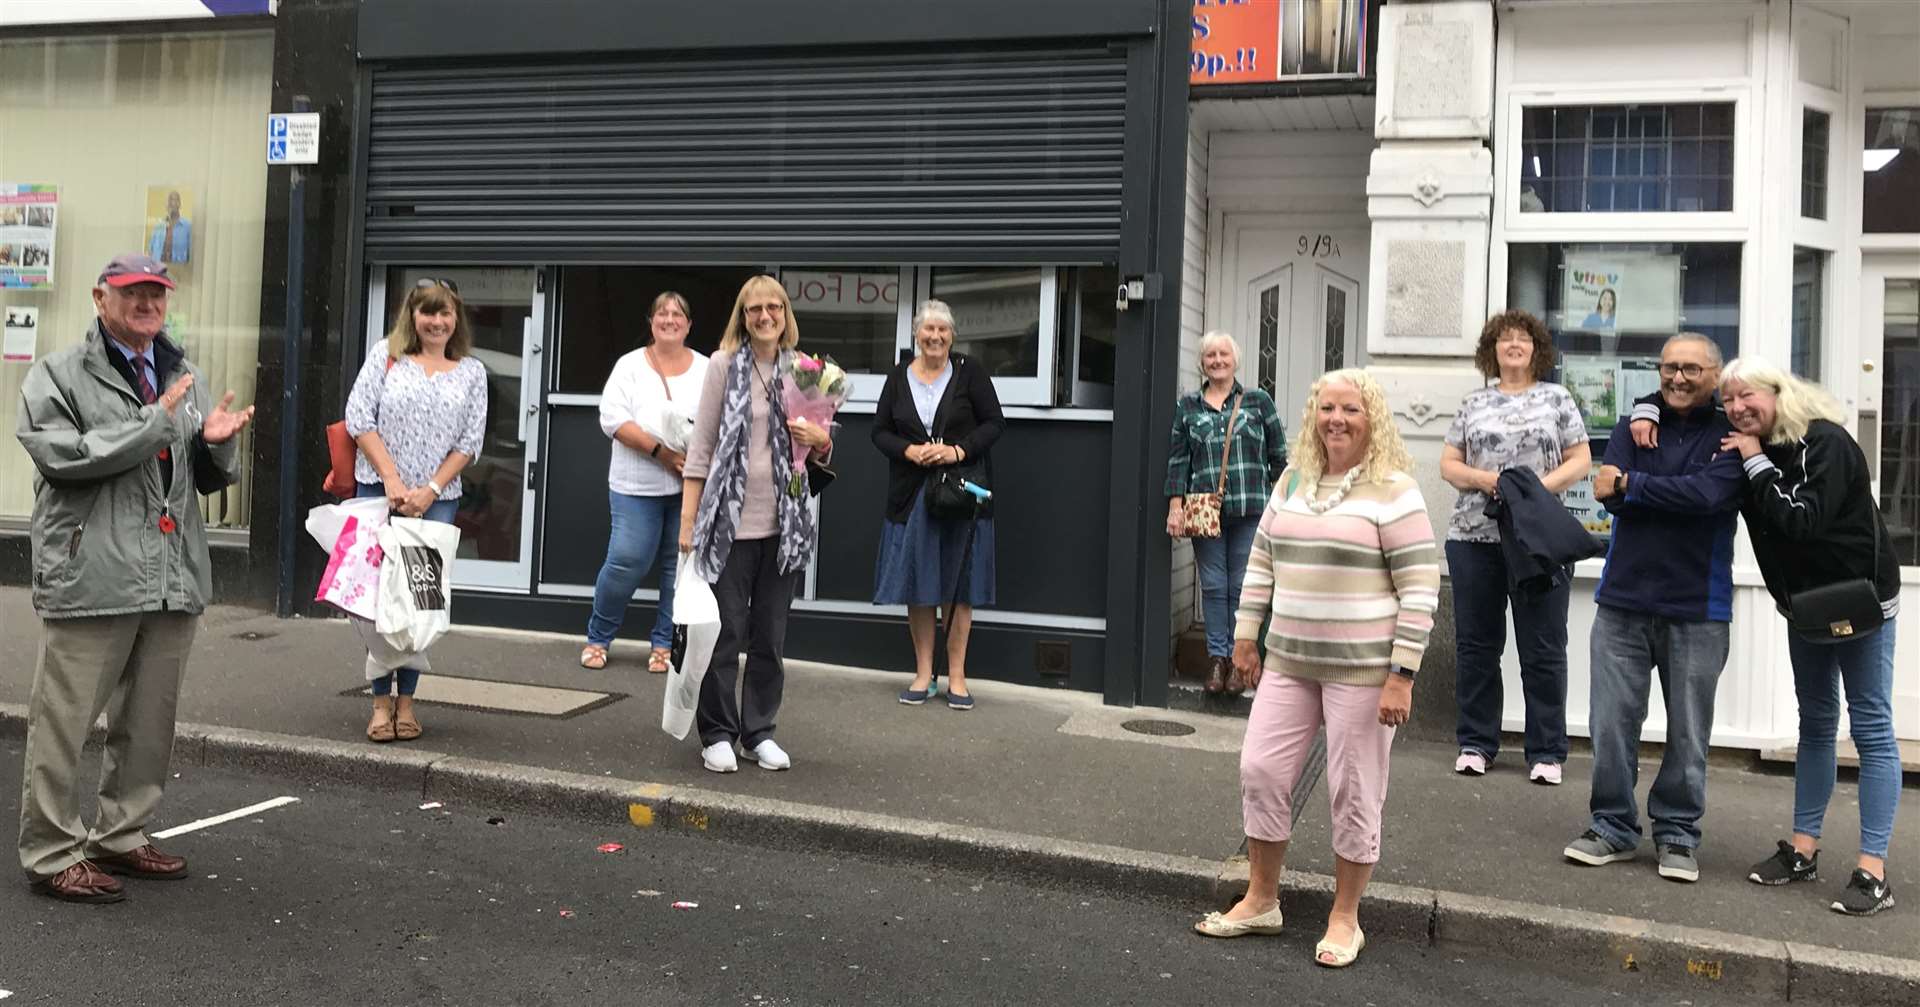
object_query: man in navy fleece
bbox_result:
[1562,332,1744,885]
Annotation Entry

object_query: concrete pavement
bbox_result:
[0,589,1914,1001]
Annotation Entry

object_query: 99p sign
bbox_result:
[1191,0,1277,86]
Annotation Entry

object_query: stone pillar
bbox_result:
[1364,0,1499,740]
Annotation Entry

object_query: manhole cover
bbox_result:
[1121,718,1196,737]
[232,630,277,641]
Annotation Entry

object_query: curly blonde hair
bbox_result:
[1286,368,1414,490]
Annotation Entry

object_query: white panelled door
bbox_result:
[1860,253,1920,742]
[1224,215,1369,429]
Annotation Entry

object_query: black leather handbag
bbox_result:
[1786,507,1886,639]
[926,460,989,521]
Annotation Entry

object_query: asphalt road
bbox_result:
[0,746,1774,1006]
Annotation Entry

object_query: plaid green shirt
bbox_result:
[1164,383,1288,517]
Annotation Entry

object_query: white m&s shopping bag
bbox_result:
[374,518,462,653]
[661,553,721,741]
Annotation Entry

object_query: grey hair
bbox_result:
[1197,330,1239,377]
[1662,331,1724,368]
[912,299,956,336]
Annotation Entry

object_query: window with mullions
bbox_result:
[1864,107,1920,233]
[1520,103,1735,213]
[1507,242,1742,537]
[1802,108,1830,220]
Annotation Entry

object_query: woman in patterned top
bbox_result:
[343,278,489,743]
[1164,332,1287,695]
[1440,310,1591,785]
[1193,368,1438,968]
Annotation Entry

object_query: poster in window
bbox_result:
[4,305,37,362]
[0,184,57,289]
[145,185,195,268]
[1563,252,1682,332]
[1563,458,1612,536]
[1562,358,1618,434]
[1617,358,1663,412]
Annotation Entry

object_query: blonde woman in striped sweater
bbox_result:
[1192,368,1440,968]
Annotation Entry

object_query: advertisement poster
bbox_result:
[1191,1,1367,85]
[145,185,195,267]
[1618,358,1663,410]
[1563,252,1682,333]
[3,305,37,362]
[1563,358,1618,434]
[1564,459,1612,536]
[0,184,57,289]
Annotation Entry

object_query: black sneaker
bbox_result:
[1831,869,1895,917]
[1747,839,1818,886]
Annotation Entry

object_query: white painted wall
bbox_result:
[1170,117,1208,648]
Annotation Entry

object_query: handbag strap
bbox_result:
[1211,391,1243,495]
[643,347,673,401]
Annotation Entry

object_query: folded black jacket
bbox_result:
[1489,467,1605,595]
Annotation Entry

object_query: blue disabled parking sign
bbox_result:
[266,112,320,165]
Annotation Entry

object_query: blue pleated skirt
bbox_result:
[872,486,996,607]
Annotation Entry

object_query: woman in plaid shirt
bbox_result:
[1165,332,1288,694]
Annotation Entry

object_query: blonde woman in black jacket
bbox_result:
[1716,358,1900,917]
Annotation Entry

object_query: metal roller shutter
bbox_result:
[364,44,1130,264]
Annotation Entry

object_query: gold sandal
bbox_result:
[580,644,609,670]
[393,697,422,741]
[367,697,396,744]
[647,648,671,674]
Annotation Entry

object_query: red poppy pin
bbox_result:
[157,514,177,534]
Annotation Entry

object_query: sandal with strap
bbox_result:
[393,697,423,741]
[647,648,671,674]
[366,697,396,744]
[580,644,609,670]
[1314,926,1366,968]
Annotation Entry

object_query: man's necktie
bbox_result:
[161,224,175,262]
[137,361,170,464]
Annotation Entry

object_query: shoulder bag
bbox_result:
[923,361,990,520]
[323,353,395,498]
[1786,503,1886,639]
[1181,391,1242,539]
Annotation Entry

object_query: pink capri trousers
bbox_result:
[1239,673,1396,864]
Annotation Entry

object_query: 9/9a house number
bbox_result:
[1298,235,1342,258]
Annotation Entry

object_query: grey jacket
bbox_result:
[15,321,239,619]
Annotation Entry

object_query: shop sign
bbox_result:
[784,271,898,316]
[1191,0,1369,86]
[0,185,57,290]
[1,1,276,27]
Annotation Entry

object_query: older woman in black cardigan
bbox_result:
[871,298,1006,710]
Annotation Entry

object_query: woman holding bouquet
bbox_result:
[871,299,1006,710]
[580,292,708,673]
[678,276,834,774]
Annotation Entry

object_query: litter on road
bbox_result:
[419,802,443,810]
[596,842,624,853]
[671,901,698,910]
[487,816,506,826]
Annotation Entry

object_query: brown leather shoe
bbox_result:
[1225,661,1249,695]
[1204,656,1230,694]
[94,844,188,880]
[31,860,125,903]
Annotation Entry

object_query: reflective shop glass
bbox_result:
[1863,108,1920,233]
[1506,242,1742,536]
[1519,103,1735,213]
[1882,278,1919,565]
[553,266,761,393]
[780,268,904,375]
[0,31,272,526]
[930,268,1045,380]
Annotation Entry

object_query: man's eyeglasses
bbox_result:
[1658,362,1712,379]
[414,277,460,294]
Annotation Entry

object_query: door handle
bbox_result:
[517,316,537,444]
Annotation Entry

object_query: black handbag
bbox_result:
[926,460,988,520]
[1785,505,1886,639]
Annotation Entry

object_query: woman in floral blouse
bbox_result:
[344,277,488,744]
[1164,332,1288,694]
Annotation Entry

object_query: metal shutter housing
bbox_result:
[363,44,1129,264]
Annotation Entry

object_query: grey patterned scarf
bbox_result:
[689,345,817,582]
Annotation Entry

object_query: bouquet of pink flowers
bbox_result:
[778,351,850,496]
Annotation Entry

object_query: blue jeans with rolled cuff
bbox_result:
[1788,618,1900,859]
[356,481,456,697]
[1192,514,1261,659]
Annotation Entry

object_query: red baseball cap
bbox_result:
[98,253,176,289]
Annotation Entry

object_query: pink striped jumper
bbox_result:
[1233,471,1440,685]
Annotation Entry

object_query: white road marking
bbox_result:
[152,796,301,839]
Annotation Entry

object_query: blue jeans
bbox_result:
[1788,618,1901,859]
[587,491,682,650]
[356,481,456,696]
[1447,540,1571,765]
[1586,604,1730,852]
[1192,514,1261,658]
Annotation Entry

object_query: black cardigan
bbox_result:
[870,354,1006,523]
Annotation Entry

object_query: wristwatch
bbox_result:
[649,441,662,458]
[1613,472,1626,496]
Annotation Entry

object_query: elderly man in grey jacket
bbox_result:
[15,253,254,903]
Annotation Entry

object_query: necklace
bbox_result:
[1305,468,1360,514]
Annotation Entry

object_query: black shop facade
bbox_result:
[317,0,1195,706]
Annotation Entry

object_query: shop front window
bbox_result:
[552,265,761,394]
[780,267,906,376]
[1864,107,1920,233]
[1507,241,1742,535]
[1801,108,1830,220]
[1519,103,1735,213]
[0,30,273,528]
[1791,248,1825,380]
[1882,278,1919,565]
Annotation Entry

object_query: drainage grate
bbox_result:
[1121,718,1196,737]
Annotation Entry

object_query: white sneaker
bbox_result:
[744,739,791,771]
[1454,751,1488,776]
[1529,762,1563,786]
[701,741,738,773]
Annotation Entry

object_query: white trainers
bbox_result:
[700,741,738,774]
[1454,751,1488,776]
[744,739,791,771]
[1529,762,1563,786]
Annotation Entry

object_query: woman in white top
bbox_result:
[580,292,709,672]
